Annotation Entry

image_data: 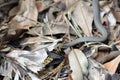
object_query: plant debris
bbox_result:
[0,0,120,80]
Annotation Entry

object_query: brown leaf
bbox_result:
[72,1,93,36]
[9,6,19,17]
[36,1,46,12]
[65,0,78,8]
[8,0,38,34]
[104,55,120,74]
[36,0,54,12]
[112,11,120,22]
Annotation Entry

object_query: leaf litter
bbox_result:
[0,0,120,80]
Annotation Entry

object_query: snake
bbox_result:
[0,0,108,48]
[63,0,108,48]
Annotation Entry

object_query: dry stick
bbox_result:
[98,51,120,64]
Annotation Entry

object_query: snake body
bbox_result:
[63,0,108,47]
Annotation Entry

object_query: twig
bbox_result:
[0,1,18,8]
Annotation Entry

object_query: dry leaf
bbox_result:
[36,1,44,12]
[72,1,93,36]
[112,11,120,22]
[36,0,53,12]
[20,36,58,50]
[65,0,78,8]
[88,58,110,80]
[8,0,38,34]
[98,51,120,64]
[3,76,11,80]
[43,24,69,35]
[9,6,19,17]
[21,36,55,46]
[104,55,120,74]
[68,49,83,80]
[32,38,62,51]
[68,49,88,80]
[26,23,76,36]
[101,6,116,29]
[6,49,48,73]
